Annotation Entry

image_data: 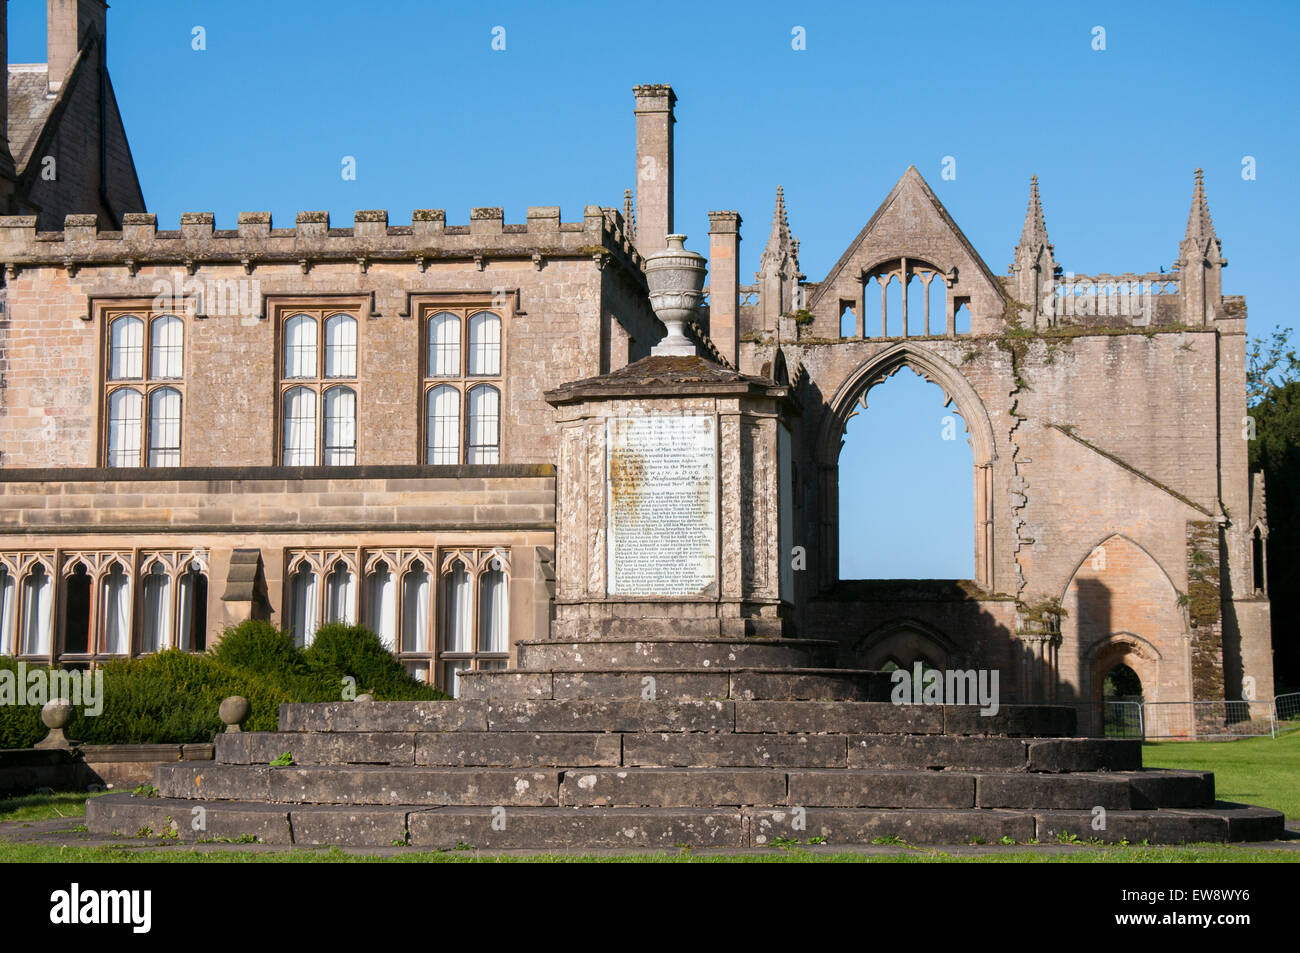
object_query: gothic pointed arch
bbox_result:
[816,343,997,590]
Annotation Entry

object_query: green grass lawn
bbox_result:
[1142,728,1300,818]
[0,790,111,823]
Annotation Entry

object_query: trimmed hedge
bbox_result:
[0,621,446,747]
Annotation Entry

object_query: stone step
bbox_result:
[276,699,1077,738]
[88,795,1284,848]
[457,668,895,702]
[514,637,838,672]
[155,763,564,806]
[154,758,1215,812]
[216,729,1142,773]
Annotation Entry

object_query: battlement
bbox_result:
[0,206,645,276]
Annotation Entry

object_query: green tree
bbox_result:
[1248,327,1300,691]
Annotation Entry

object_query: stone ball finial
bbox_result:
[646,234,706,357]
[34,699,75,749]
[219,695,251,732]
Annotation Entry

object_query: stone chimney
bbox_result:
[48,0,107,94]
[708,211,741,368]
[0,1,15,182]
[633,84,675,256]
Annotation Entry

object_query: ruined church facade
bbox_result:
[0,4,1273,709]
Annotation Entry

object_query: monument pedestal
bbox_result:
[543,354,798,643]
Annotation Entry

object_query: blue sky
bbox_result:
[8,1,1296,577]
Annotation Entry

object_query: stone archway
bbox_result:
[816,342,997,590]
[854,617,959,670]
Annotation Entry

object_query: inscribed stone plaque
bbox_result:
[606,415,717,596]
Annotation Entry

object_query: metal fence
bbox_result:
[1276,692,1300,734]
[1066,698,1289,740]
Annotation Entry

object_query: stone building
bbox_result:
[0,5,1273,709]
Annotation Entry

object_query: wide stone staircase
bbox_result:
[87,636,1285,849]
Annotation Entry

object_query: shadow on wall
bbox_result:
[807,578,1018,695]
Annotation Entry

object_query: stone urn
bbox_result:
[645,234,706,356]
[34,698,75,749]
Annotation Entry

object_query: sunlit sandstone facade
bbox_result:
[0,4,1273,705]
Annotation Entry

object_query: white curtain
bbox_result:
[468,311,501,376]
[444,562,473,653]
[466,385,500,464]
[107,388,143,467]
[109,315,143,379]
[0,568,15,655]
[323,386,356,465]
[21,566,51,655]
[324,562,356,625]
[425,385,460,464]
[324,313,357,378]
[290,564,318,647]
[284,313,318,378]
[478,570,508,653]
[441,662,469,699]
[402,564,430,652]
[283,386,317,466]
[177,566,200,651]
[366,563,397,650]
[150,315,183,379]
[428,312,461,377]
[141,563,172,653]
[148,387,182,466]
[102,563,131,655]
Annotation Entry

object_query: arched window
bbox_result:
[422,305,504,464]
[1252,526,1267,594]
[150,315,184,379]
[467,384,500,464]
[283,385,317,466]
[323,560,356,625]
[148,386,182,466]
[284,313,318,379]
[177,561,207,652]
[366,560,397,650]
[324,313,357,378]
[279,308,360,465]
[468,311,502,376]
[21,564,53,656]
[106,388,143,467]
[101,561,131,655]
[425,385,460,464]
[322,385,356,465]
[103,311,187,467]
[289,562,319,647]
[444,560,472,655]
[402,561,431,654]
[108,315,144,379]
[0,566,15,656]
[141,561,172,653]
[478,566,508,655]
[427,312,461,377]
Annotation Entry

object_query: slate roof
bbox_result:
[7,65,54,171]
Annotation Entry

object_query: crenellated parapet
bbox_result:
[0,205,647,281]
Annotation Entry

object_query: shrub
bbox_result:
[209,619,305,677]
[69,651,290,743]
[304,623,447,701]
[0,658,48,748]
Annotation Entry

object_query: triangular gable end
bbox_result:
[807,166,1006,335]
